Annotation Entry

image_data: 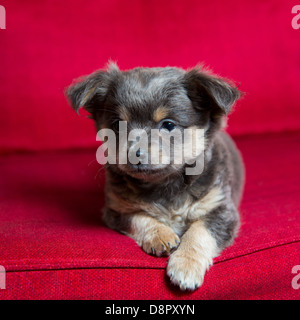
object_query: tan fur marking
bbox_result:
[153,106,169,123]
[81,86,97,106]
[187,187,225,222]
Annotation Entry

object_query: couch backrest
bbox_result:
[1,0,299,153]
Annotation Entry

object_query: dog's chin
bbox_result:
[119,164,179,183]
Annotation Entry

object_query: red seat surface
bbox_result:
[0,132,299,299]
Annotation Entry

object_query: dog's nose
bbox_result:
[136,148,147,164]
[128,144,148,165]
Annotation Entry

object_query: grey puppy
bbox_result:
[66,62,245,291]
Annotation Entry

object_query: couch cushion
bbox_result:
[0,132,299,299]
[1,0,300,154]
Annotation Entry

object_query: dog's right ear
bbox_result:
[184,67,241,116]
[65,62,120,115]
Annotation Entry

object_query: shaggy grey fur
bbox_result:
[66,62,245,290]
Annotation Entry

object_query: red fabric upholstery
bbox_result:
[0,0,300,299]
[0,132,299,299]
[1,0,300,153]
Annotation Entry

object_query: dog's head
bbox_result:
[66,62,240,182]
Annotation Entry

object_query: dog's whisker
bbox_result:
[94,165,106,180]
[87,159,97,167]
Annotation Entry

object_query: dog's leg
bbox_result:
[128,214,181,256]
[167,219,219,290]
[103,207,180,256]
[167,201,240,290]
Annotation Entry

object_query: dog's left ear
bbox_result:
[184,67,241,116]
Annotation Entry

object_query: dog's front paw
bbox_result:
[167,249,212,291]
[142,225,180,257]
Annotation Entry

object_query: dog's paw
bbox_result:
[142,225,180,257]
[167,250,212,291]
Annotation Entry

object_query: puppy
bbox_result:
[66,62,245,291]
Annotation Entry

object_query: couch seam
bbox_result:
[2,239,300,273]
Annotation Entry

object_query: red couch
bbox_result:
[0,0,299,300]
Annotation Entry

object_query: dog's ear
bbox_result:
[184,67,241,116]
[65,62,120,115]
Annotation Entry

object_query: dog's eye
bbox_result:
[160,121,176,132]
[111,118,121,131]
